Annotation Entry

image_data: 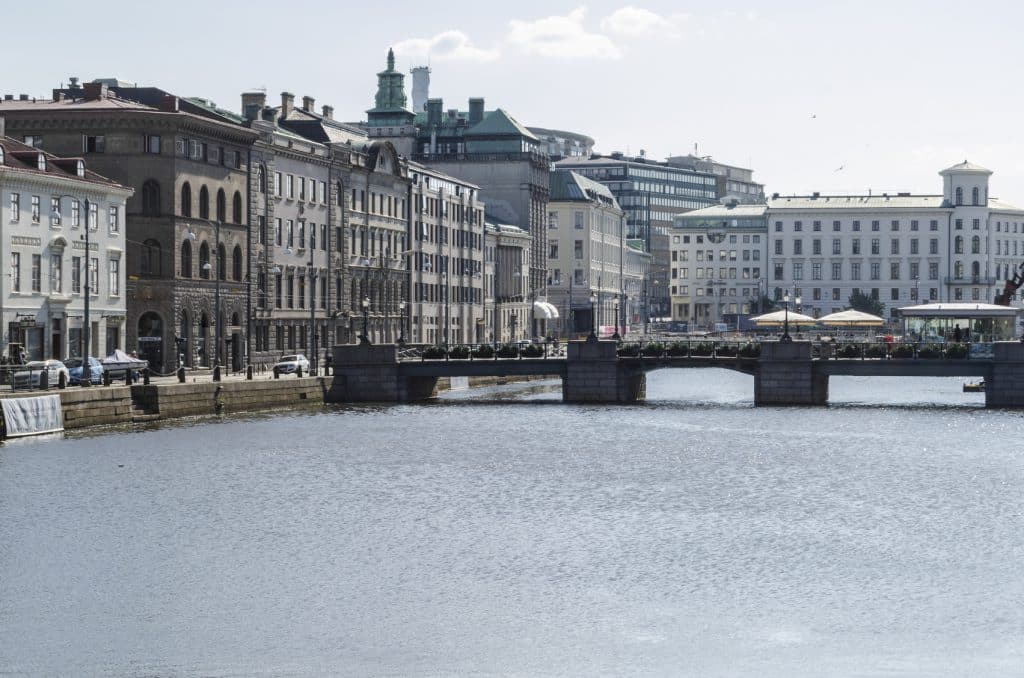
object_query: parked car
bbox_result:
[12,359,70,390]
[64,357,104,385]
[274,354,310,374]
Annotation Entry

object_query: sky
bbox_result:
[4,0,1024,203]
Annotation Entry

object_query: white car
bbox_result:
[13,359,71,390]
[274,354,310,374]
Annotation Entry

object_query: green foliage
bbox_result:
[891,344,915,358]
[641,342,665,357]
[864,344,886,359]
[944,342,968,359]
[690,342,714,357]
[837,344,862,358]
[617,343,641,357]
[423,346,446,359]
[521,344,544,358]
[738,342,761,358]
[665,342,689,357]
[472,344,495,359]
[917,344,943,359]
[496,344,520,359]
[448,345,470,359]
[715,344,738,357]
[848,290,886,317]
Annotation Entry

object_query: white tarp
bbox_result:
[101,349,148,371]
[1,394,64,437]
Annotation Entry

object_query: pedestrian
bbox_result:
[18,349,26,365]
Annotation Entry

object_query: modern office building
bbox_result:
[527,127,595,160]
[666,154,765,205]
[0,124,133,361]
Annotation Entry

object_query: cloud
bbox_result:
[507,7,622,60]
[600,6,685,37]
[392,30,499,62]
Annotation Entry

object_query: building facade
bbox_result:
[666,154,765,205]
[547,170,626,337]
[486,223,531,344]
[0,127,132,361]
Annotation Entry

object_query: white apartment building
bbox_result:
[546,170,626,337]
[670,161,1024,326]
[0,130,132,360]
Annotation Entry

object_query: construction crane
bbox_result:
[994,262,1024,305]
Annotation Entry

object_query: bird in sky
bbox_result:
[811,114,817,119]
[834,165,845,172]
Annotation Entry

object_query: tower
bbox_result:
[410,66,430,113]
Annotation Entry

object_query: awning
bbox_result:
[533,301,560,319]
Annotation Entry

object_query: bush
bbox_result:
[715,344,738,357]
[945,342,968,359]
[448,345,470,360]
[521,344,544,358]
[496,343,519,359]
[837,344,861,359]
[641,342,665,357]
[917,344,943,359]
[739,342,761,358]
[473,345,495,359]
[617,343,641,357]
[690,342,714,357]
[422,346,446,359]
[864,344,886,359]
[665,342,689,357]
[891,344,915,359]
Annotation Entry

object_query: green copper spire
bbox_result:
[387,47,395,71]
[372,48,409,112]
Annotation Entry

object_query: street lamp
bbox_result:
[193,220,223,372]
[53,195,96,384]
[781,291,801,342]
[308,254,317,375]
[360,296,370,344]
[612,299,621,341]
[589,291,598,340]
[398,301,406,345]
[441,271,450,350]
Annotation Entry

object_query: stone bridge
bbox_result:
[328,339,1024,407]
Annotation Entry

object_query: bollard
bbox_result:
[246,364,253,380]
[296,365,303,378]
[58,371,66,390]
[325,356,332,376]
[213,365,221,382]
[273,366,280,379]
[103,369,111,387]
[177,366,186,383]
[40,370,48,390]
[125,368,132,386]
[143,368,150,385]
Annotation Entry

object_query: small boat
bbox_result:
[963,380,985,393]
[101,349,149,376]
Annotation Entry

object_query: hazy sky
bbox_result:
[4,1,1023,203]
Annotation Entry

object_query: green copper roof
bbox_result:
[368,48,412,116]
[467,108,538,141]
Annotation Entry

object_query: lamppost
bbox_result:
[54,195,95,383]
[398,301,406,344]
[612,299,621,341]
[308,253,317,375]
[441,271,450,349]
[360,296,370,344]
[589,291,598,340]
[781,291,801,343]
[199,220,222,372]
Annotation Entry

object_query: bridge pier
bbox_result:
[563,339,645,403]
[327,344,438,403]
[985,342,1024,408]
[755,341,828,406]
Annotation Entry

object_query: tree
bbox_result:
[750,294,779,315]
[848,289,886,317]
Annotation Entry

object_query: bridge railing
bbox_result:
[815,340,990,361]
[615,339,762,360]
[399,342,567,362]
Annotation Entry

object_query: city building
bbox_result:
[0,122,133,361]
[623,240,652,331]
[362,51,550,325]
[0,80,259,372]
[527,127,595,160]
[670,203,768,329]
[666,154,765,205]
[546,169,626,337]
[486,223,531,343]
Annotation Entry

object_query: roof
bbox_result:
[467,108,538,141]
[549,169,618,206]
[767,194,948,210]
[0,136,131,193]
[940,160,992,175]
[527,126,595,146]
[988,199,1024,214]
[675,203,768,219]
[0,95,153,111]
[898,303,1019,317]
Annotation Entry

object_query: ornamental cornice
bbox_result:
[0,169,132,199]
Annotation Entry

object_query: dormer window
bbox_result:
[76,160,85,178]
[37,154,46,171]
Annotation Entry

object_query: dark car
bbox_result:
[63,357,104,385]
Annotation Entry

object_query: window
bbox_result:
[955,218,962,230]
[971,235,980,254]
[971,186,979,206]
[813,220,821,232]
[910,238,918,255]
[870,238,879,255]
[181,182,192,217]
[83,135,105,153]
[31,254,41,292]
[852,239,861,255]
[108,206,119,232]
[142,179,161,216]
[9,193,19,222]
[23,135,42,148]
[851,262,861,280]
[217,244,226,280]
[286,175,295,199]
[972,218,980,231]
[833,288,841,301]
[833,220,841,232]
[274,172,282,196]
[50,197,61,226]
[832,262,842,280]
[891,239,899,255]
[955,187,963,205]
[911,220,919,231]
[89,258,98,293]
[870,262,880,280]
[199,186,209,219]
[930,238,939,255]
[145,135,161,154]
[910,262,919,280]
[775,221,782,232]
[793,240,802,255]
[954,287,963,301]
[88,203,98,230]
[298,177,306,201]
[794,221,803,232]
[930,220,938,231]
[871,220,880,231]
[232,245,242,281]
[31,196,40,223]
[774,239,783,255]
[891,287,899,301]
[954,236,963,254]
[71,256,80,293]
[574,240,583,259]
[109,258,120,296]
[832,239,841,255]
[287,220,294,248]
[812,262,822,280]
[774,263,784,280]
[891,220,900,231]
[890,262,900,279]
[929,262,939,280]
[793,262,803,280]
[181,240,192,278]
[10,253,20,292]
[852,220,861,231]
[548,240,559,258]
[199,242,210,278]
[574,211,584,229]
[216,189,226,222]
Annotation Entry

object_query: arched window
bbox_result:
[140,238,162,277]
[181,239,193,278]
[954,261,964,279]
[954,235,964,254]
[337,182,344,207]
[217,243,226,280]
[216,189,226,223]
[972,187,980,206]
[199,186,210,219]
[971,235,980,254]
[181,182,192,217]
[257,165,267,194]
[955,187,963,205]
[232,191,242,224]
[141,179,161,216]
[199,242,210,279]
[971,261,981,279]
[232,245,243,281]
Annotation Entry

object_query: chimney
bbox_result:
[68,76,81,90]
[241,91,266,121]
[280,91,294,118]
[261,106,275,122]
[3,95,12,101]
[302,95,315,112]
[18,94,29,101]
[82,82,108,100]
[322,104,334,120]
[468,97,484,125]
[427,98,442,128]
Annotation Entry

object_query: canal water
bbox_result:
[1,371,1022,677]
